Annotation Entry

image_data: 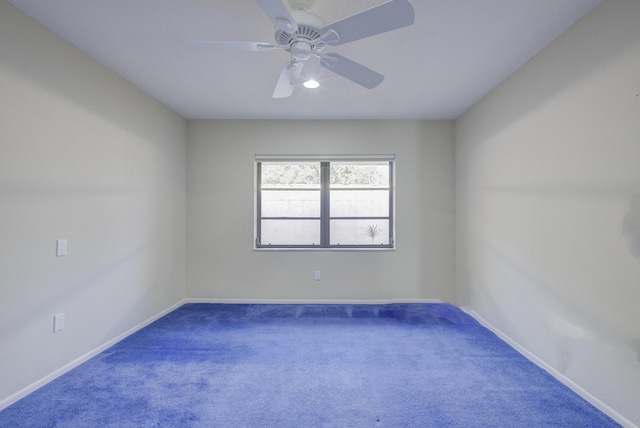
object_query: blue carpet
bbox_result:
[0,303,620,427]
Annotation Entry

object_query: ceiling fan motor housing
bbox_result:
[276,10,326,60]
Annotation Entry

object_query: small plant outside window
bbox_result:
[362,224,384,244]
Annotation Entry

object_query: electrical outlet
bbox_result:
[314,270,321,281]
[53,313,65,333]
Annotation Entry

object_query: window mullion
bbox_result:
[320,162,330,247]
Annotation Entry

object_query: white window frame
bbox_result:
[254,154,395,250]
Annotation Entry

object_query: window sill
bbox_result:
[254,247,396,252]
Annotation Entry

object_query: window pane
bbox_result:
[262,190,320,217]
[261,219,321,246]
[330,162,389,188]
[330,219,390,246]
[330,189,389,217]
[261,162,320,188]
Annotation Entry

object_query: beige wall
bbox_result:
[187,120,455,302]
[0,1,187,405]
[456,1,640,425]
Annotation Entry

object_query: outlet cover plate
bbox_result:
[56,239,67,257]
[54,313,65,332]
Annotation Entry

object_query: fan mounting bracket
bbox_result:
[275,10,327,59]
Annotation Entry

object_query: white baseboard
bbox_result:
[462,307,637,428]
[0,299,187,412]
[184,298,443,305]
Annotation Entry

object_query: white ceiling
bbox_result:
[7,0,601,120]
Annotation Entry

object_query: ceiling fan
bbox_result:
[190,0,415,98]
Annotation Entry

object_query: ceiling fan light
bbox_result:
[303,79,320,89]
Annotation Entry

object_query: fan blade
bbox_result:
[255,0,298,33]
[321,0,414,46]
[186,41,280,52]
[320,53,384,89]
[272,61,303,98]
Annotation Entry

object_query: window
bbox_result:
[255,155,394,249]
